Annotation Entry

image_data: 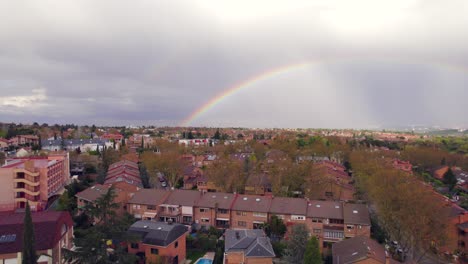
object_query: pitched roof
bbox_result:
[105,160,141,186]
[343,203,371,225]
[108,160,138,171]
[225,229,275,258]
[0,211,73,254]
[269,197,307,215]
[75,184,110,202]
[41,138,108,146]
[307,200,344,219]
[332,236,387,264]
[232,195,272,213]
[128,221,188,246]
[196,192,236,209]
[128,189,170,205]
[163,190,201,207]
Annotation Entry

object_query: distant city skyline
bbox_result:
[1,1,467,128]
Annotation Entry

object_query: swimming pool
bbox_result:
[195,258,213,264]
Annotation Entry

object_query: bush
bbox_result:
[272,241,287,257]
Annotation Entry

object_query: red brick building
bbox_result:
[0,154,70,212]
[0,211,73,263]
[332,236,392,264]
[193,192,237,229]
[224,229,275,264]
[127,221,188,264]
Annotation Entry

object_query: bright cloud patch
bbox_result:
[0,88,47,108]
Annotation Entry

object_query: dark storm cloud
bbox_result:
[0,0,467,128]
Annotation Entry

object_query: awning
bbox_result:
[216,218,229,221]
[143,212,157,218]
[253,221,265,224]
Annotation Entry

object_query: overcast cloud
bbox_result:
[0,0,467,128]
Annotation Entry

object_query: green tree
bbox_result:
[188,131,194,139]
[264,215,287,241]
[22,202,37,264]
[284,224,309,264]
[213,129,221,140]
[0,152,5,166]
[87,186,119,224]
[62,189,137,264]
[304,236,321,264]
[443,168,457,190]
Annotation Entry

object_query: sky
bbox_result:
[0,0,467,129]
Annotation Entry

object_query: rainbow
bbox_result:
[180,58,468,127]
[180,61,314,126]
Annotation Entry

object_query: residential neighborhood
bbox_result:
[1,123,468,264]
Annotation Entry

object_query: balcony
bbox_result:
[158,206,180,216]
[14,169,39,177]
[216,219,230,229]
[13,178,40,186]
[15,193,40,202]
[13,187,40,196]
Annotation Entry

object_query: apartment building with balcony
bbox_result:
[0,154,70,212]
[305,201,345,247]
[157,190,201,225]
[343,203,371,238]
[230,195,272,230]
[193,192,237,229]
[269,197,308,226]
[127,189,170,220]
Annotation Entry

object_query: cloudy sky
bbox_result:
[1,0,467,128]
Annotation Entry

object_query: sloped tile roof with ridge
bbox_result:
[269,197,307,215]
[128,221,188,247]
[343,203,371,225]
[232,195,272,213]
[225,229,275,258]
[332,236,387,264]
[0,211,73,254]
[128,189,170,205]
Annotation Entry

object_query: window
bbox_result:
[329,219,344,224]
[253,212,267,218]
[274,214,285,220]
[313,228,321,234]
[175,241,178,248]
[347,225,354,229]
[131,243,138,249]
[151,248,159,255]
[199,208,209,213]
[217,208,228,214]
[312,218,322,223]
[291,215,305,221]
[147,205,156,210]
[238,221,247,227]
[182,216,193,223]
[201,218,209,223]
[324,231,344,239]
[236,211,247,216]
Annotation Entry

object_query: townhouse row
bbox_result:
[77,187,371,248]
